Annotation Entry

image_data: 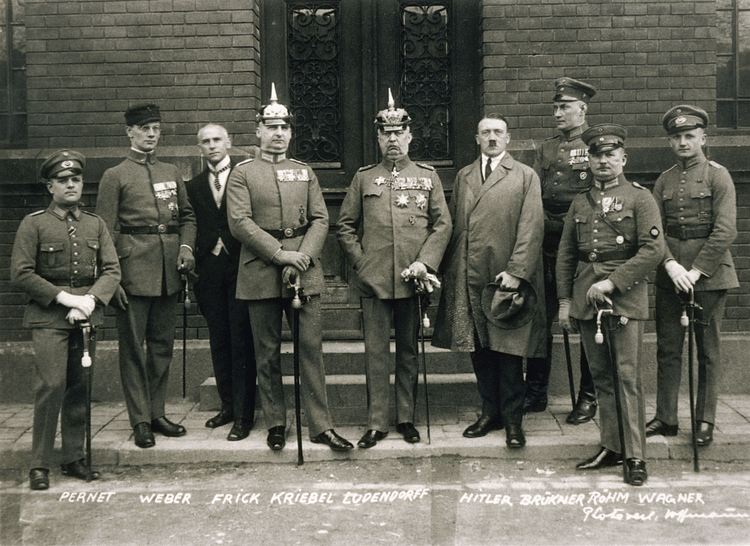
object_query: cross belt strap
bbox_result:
[666,225,713,240]
[263,225,309,239]
[584,191,634,246]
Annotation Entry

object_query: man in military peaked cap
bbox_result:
[527,77,598,423]
[96,103,197,449]
[11,149,121,490]
[227,84,353,452]
[338,90,451,448]
[646,105,738,447]
[556,124,665,486]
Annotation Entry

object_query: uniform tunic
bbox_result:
[337,156,451,430]
[557,175,665,460]
[95,148,196,428]
[11,203,120,469]
[227,150,332,436]
[531,123,595,399]
[652,156,738,426]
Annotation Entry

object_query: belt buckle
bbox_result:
[588,252,598,263]
[157,224,166,234]
[283,228,294,238]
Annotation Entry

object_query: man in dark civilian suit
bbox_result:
[185,124,256,441]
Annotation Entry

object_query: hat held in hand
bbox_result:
[481,279,537,330]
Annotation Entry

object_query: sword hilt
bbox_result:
[291,279,304,309]
[595,308,613,345]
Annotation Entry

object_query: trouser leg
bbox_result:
[393,297,419,425]
[694,290,727,425]
[361,297,393,432]
[470,347,501,422]
[117,296,151,428]
[144,292,179,421]
[247,299,286,430]
[495,351,525,425]
[654,287,685,425]
[60,329,89,465]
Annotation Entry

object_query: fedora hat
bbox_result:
[481,280,537,330]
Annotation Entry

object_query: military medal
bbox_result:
[602,197,613,214]
[616,235,625,245]
[375,177,387,186]
[580,172,587,180]
[414,193,427,210]
[409,215,416,225]
[395,193,409,207]
[299,205,306,225]
[613,197,623,211]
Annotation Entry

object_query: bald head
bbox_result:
[197,124,231,166]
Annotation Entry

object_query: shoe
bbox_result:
[267,426,286,450]
[61,459,100,481]
[358,430,388,449]
[505,423,526,448]
[566,394,598,425]
[523,396,548,413]
[151,417,186,437]
[205,410,234,429]
[625,458,648,486]
[227,419,253,441]
[696,421,714,446]
[396,422,421,443]
[463,415,504,438]
[133,422,155,448]
[310,429,354,451]
[576,447,623,470]
[29,468,49,491]
[645,418,678,437]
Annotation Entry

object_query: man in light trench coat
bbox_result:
[433,113,546,448]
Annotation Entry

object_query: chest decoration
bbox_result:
[601,196,623,216]
[153,181,177,200]
[414,193,427,210]
[568,149,588,166]
[276,169,310,182]
[395,193,410,207]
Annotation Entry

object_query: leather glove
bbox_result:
[111,285,129,311]
[177,245,195,273]
[403,261,428,280]
[495,271,521,291]
[558,299,572,331]
[664,259,693,293]
[56,291,95,317]
[273,250,310,271]
[585,279,614,307]
[65,307,88,325]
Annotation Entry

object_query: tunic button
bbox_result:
[73,242,78,246]
[73,261,78,265]
[593,229,598,233]
[73,270,78,274]
[593,239,598,243]
[74,252,78,256]
[48,247,54,251]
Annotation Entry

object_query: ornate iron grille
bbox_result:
[400,2,451,162]
[287,1,342,163]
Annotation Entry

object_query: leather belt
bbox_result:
[264,225,308,239]
[666,225,712,240]
[543,201,572,215]
[49,278,96,288]
[578,248,637,263]
[120,224,179,235]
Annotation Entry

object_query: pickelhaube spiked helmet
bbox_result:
[374,89,411,132]
[257,83,293,126]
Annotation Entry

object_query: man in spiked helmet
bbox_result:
[337,90,451,448]
[227,84,353,452]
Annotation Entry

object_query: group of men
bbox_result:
[11,78,737,491]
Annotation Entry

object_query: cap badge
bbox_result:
[675,116,687,126]
[61,160,74,168]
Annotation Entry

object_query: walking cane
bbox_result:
[291,277,305,466]
[595,307,628,482]
[182,274,190,399]
[682,289,700,472]
[416,294,432,445]
[79,320,94,482]
[563,330,576,410]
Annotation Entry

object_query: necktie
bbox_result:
[484,157,493,181]
[211,164,231,191]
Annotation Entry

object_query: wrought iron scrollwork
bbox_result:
[287,2,342,163]
[400,2,451,162]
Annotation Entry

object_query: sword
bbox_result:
[563,330,576,410]
[182,274,190,399]
[78,320,95,482]
[682,289,701,473]
[291,277,305,466]
[595,307,628,483]
[417,294,432,445]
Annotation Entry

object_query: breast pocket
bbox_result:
[40,242,66,268]
[661,188,676,215]
[573,214,589,242]
[610,210,635,241]
[690,186,713,222]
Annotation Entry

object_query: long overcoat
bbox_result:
[432,153,546,358]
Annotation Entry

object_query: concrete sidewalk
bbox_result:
[2,395,749,470]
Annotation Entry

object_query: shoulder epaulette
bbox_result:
[236,158,254,167]
[289,158,307,166]
[416,162,435,171]
[82,210,100,218]
[543,134,559,142]
[357,164,377,172]
[663,164,678,174]
[709,160,725,169]
[632,181,646,190]
[30,209,45,216]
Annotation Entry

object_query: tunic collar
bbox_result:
[594,175,622,192]
[561,122,588,142]
[675,153,706,171]
[380,156,412,173]
[128,148,157,165]
[48,202,82,220]
[259,150,287,163]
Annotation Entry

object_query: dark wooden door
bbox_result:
[262,0,480,338]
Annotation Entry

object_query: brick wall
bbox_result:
[480,0,717,139]
[24,0,261,148]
